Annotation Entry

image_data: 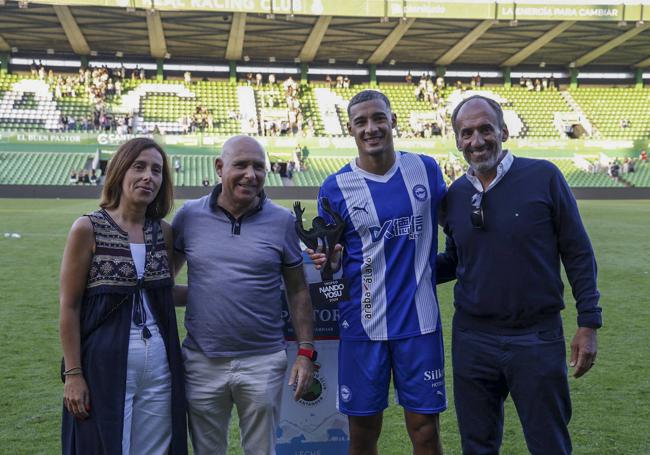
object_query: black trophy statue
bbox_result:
[294,198,345,281]
[294,198,348,306]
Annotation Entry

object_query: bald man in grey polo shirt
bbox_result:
[172,136,314,455]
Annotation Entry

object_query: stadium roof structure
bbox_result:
[1,0,650,71]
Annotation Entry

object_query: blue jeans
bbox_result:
[122,324,172,455]
[452,322,572,455]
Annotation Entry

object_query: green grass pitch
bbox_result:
[0,198,649,454]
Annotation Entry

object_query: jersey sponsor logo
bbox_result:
[412,184,428,201]
[340,385,352,403]
[369,215,424,242]
[362,257,373,320]
[341,320,350,329]
[424,368,445,388]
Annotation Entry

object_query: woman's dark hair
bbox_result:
[100,137,173,219]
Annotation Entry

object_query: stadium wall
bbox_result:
[1,133,647,158]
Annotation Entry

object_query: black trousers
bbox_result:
[452,322,572,455]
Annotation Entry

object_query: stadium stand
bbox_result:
[0,152,89,185]
[1,70,649,188]
[2,70,650,142]
[567,88,650,140]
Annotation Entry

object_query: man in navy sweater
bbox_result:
[438,95,601,455]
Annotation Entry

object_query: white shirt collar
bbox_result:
[465,150,513,193]
[351,151,401,183]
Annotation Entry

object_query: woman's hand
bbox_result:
[64,375,91,420]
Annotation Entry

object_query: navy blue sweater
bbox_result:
[437,156,602,333]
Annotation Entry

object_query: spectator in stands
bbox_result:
[89,169,98,185]
[439,95,601,454]
[549,75,557,90]
[325,74,333,88]
[69,170,78,185]
[405,71,413,84]
[245,72,253,85]
[620,119,630,129]
[184,71,192,84]
[336,75,344,88]
[287,160,295,178]
[343,76,350,88]
[60,138,187,455]
[171,135,314,455]
[436,75,445,90]
[268,73,276,86]
[640,150,647,162]
[174,158,182,173]
[526,78,534,91]
[255,73,263,87]
[283,76,297,96]
[82,170,91,185]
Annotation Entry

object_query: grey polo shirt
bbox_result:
[172,185,303,357]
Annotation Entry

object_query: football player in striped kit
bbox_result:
[310,90,447,455]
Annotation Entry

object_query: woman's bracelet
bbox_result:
[298,341,314,348]
[63,367,82,376]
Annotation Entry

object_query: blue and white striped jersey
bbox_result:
[318,151,447,341]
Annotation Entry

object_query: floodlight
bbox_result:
[269,56,276,63]
[328,58,336,64]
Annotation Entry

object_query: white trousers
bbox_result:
[122,325,172,455]
[183,347,288,455]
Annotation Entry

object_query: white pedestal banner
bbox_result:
[277,260,350,454]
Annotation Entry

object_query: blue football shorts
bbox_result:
[337,331,447,416]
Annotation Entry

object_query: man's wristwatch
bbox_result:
[297,347,318,362]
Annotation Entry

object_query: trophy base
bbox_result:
[309,278,349,305]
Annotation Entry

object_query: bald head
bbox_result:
[215,135,267,213]
[220,135,265,164]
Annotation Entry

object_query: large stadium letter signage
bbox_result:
[0,80,61,130]
[279,261,349,455]
[115,83,197,133]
